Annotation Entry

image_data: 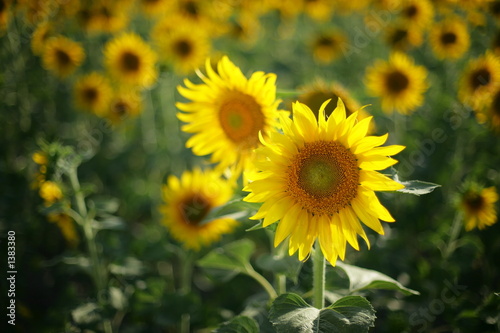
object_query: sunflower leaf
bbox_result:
[393,175,441,196]
[197,239,255,273]
[269,293,376,333]
[213,315,260,333]
[335,262,419,296]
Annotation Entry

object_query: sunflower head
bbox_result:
[42,36,85,78]
[39,180,63,206]
[385,23,423,51]
[365,52,428,115]
[176,56,283,180]
[429,18,470,60]
[244,98,405,265]
[160,168,238,250]
[74,72,113,116]
[311,31,346,64]
[106,89,143,124]
[459,184,498,231]
[399,0,434,29]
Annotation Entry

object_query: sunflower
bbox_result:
[460,186,498,231]
[155,26,211,75]
[42,36,85,78]
[0,0,11,33]
[243,99,405,265]
[31,21,54,55]
[160,168,237,250]
[74,72,113,116]
[476,88,500,132]
[39,180,63,206]
[106,89,142,124]
[458,52,500,111]
[489,1,500,21]
[90,1,129,33]
[297,79,374,133]
[139,0,170,16]
[399,0,434,30]
[104,32,158,88]
[365,52,428,115]
[429,18,470,60]
[303,0,333,22]
[311,31,346,64]
[176,56,282,179]
[384,23,423,51]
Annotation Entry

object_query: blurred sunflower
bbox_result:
[47,212,79,248]
[460,185,498,231]
[160,168,237,251]
[303,0,333,22]
[311,31,346,64]
[385,23,423,51]
[297,80,374,133]
[244,99,405,265]
[365,52,428,115]
[458,52,500,110]
[476,88,500,132]
[74,72,113,116]
[31,21,54,55]
[156,26,211,74]
[104,32,158,88]
[90,1,129,33]
[42,36,85,78]
[106,89,142,124]
[489,1,500,21]
[139,0,170,16]
[176,56,282,179]
[429,18,470,60]
[371,0,402,10]
[0,0,11,33]
[39,180,63,206]
[333,0,370,14]
[399,0,434,30]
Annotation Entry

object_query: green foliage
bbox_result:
[269,293,376,333]
[213,315,260,333]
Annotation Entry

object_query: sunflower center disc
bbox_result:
[464,192,485,212]
[470,68,491,90]
[175,40,192,58]
[386,70,409,94]
[492,92,500,115]
[219,91,264,149]
[441,32,457,45]
[179,195,211,225]
[56,49,71,66]
[83,88,98,102]
[121,51,140,72]
[288,141,359,215]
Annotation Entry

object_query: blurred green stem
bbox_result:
[245,265,278,300]
[68,167,112,333]
[180,252,194,333]
[443,211,463,259]
[277,274,287,295]
[312,244,325,309]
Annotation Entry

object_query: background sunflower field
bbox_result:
[1,0,499,332]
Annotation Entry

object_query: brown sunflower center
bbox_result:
[183,1,199,17]
[490,2,500,16]
[287,141,359,215]
[113,101,129,116]
[83,88,98,103]
[218,91,265,149]
[121,51,140,72]
[470,68,491,90]
[385,70,409,94]
[174,39,192,58]
[491,91,500,115]
[464,192,485,212]
[391,29,408,45]
[178,195,211,225]
[318,36,334,47]
[405,5,418,18]
[440,32,457,45]
[55,49,71,66]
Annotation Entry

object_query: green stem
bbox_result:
[312,244,325,309]
[246,266,278,300]
[179,252,194,333]
[443,212,463,259]
[68,168,112,333]
[277,274,287,296]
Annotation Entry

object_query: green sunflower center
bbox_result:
[218,91,265,149]
[288,141,359,215]
[470,68,491,90]
[174,39,193,58]
[440,32,457,45]
[179,195,211,225]
[121,51,140,72]
[386,70,409,94]
[55,49,71,66]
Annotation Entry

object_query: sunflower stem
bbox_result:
[245,265,278,300]
[312,244,325,309]
[444,211,463,259]
[179,251,194,333]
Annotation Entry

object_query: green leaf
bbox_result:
[90,196,120,214]
[197,239,255,273]
[71,303,101,325]
[269,293,376,333]
[92,215,124,230]
[109,287,128,310]
[201,200,261,225]
[108,257,144,276]
[213,315,260,333]
[335,262,419,296]
[256,252,302,283]
[394,176,441,196]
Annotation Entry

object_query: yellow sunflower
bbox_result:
[139,0,170,16]
[429,18,470,60]
[31,21,54,55]
[74,72,113,116]
[303,0,333,22]
[155,26,211,75]
[460,186,498,231]
[176,56,283,179]
[297,79,375,133]
[106,89,143,124]
[42,36,85,78]
[385,23,423,51]
[39,180,63,206]
[311,31,346,64]
[0,0,11,33]
[160,168,237,251]
[104,32,158,88]
[458,52,500,111]
[399,0,434,30]
[475,88,500,132]
[244,99,405,265]
[365,52,428,115]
